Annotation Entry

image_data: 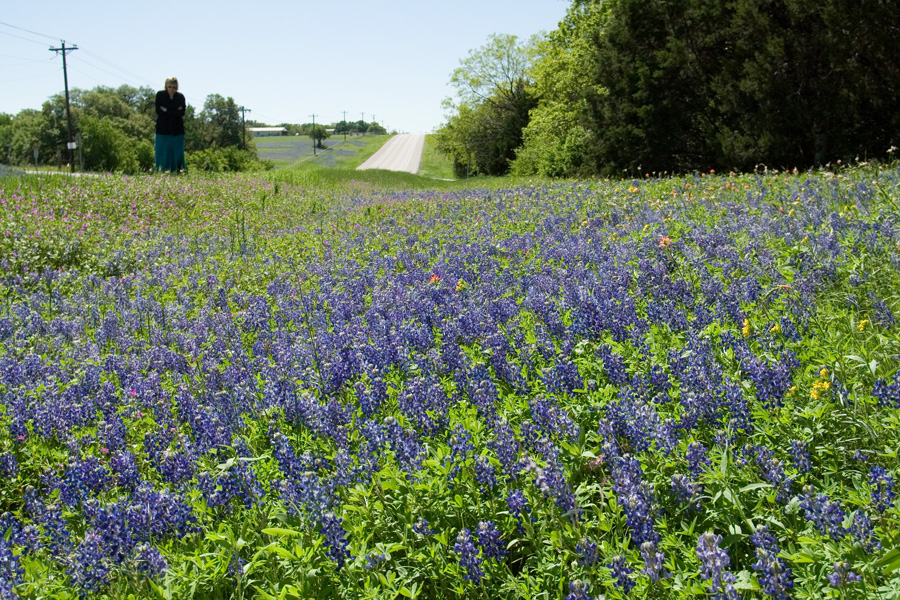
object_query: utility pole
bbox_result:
[342,110,347,140]
[239,106,251,149]
[49,41,78,174]
[309,113,317,155]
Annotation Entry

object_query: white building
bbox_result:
[248,127,288,137]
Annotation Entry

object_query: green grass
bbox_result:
[416,134,456,180]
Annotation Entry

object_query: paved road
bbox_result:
[356,134,425,174]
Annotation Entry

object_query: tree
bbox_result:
[437,33,539,176]
[512,1,608,177]
[581,0,900,174]
[308,124,330,148]
[198,94,242,149]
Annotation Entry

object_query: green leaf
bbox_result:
[739,483,772,493]
[262,527,303,538]
[874,548,900,574]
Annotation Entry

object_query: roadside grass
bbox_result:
[266,163,462,192]
[416,134,456,180]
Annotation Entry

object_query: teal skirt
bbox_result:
[155,134,186,173]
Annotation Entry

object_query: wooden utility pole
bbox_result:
[49,41,78,173]
[310,114,317,155]
[239,106,251,149]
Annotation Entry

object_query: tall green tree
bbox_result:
[512,1,609,177]
[582,0,900,174]
[198,94,243,149]
[436,33,539,176]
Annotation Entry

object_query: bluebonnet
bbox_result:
[745,445,793,503]
[529,396,581,442]
[0,536,24,600]
[198,458,264,511]
[827,562,862,587]
[413,518,434,536]
[0,453,17,479]
[83,499,134,562]
[53,455,111,506]
[128,483,199,540]
[873,372,900,408]
[576,538,598,566]
[750,526,793,600]
[849,511,881,552]
[611,455,659,546]
[24,487,72,556]
[445,424,475,484]
[488,420,521,478]
[597,345,630,385]
[799,485,847,541]
[529,449,579,517]
[789,440,812,474]
[696,532,739,599]
[475,521,506,561]
[474,456,497,494]
[671,474,703,511]
[67,531,111,592]
[868,465,896,514]
[320,512,352,570]
[507,489,531,532]
[365,551,388,569]
[564,580,595,600]
[453,528,484,583]
[607,555,635,594]
[871,294,896,328]
[468,376,501,422]
[542,358,583,395]
[641,541,667,582]
[686,441,711,475]
[110,451,141,491]
[132,543,167,578]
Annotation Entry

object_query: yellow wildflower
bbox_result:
[858,319,868,332]
[742,319,751,338]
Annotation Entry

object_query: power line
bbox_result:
[0,51,54,62]
[80,48,156,89]
[0,67,60,84]
[0,20,60,41]
[0,28,54,47]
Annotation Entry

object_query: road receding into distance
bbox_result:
[356,134,425,174]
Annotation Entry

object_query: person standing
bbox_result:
[155,76,187,172]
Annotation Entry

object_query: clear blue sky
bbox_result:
[1,0,571,134]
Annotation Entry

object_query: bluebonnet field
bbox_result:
[0,166,899,599]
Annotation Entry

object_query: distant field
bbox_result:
[254,135,390,169]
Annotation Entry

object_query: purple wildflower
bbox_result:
[827,562,862,587]
[453,528,484,583]
[607,555,635,594]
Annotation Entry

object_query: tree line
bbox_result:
[0,85,267,173]
[437,0,900,178]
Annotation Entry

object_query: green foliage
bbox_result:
[197,94,244,150]
[580,0,900,174]
[80,115,149,173]
[436,34,539,177]
[188,146,274,173]
[308,124,330,148]
[511,1,608,178]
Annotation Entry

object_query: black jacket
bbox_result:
[155,90,186,136]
